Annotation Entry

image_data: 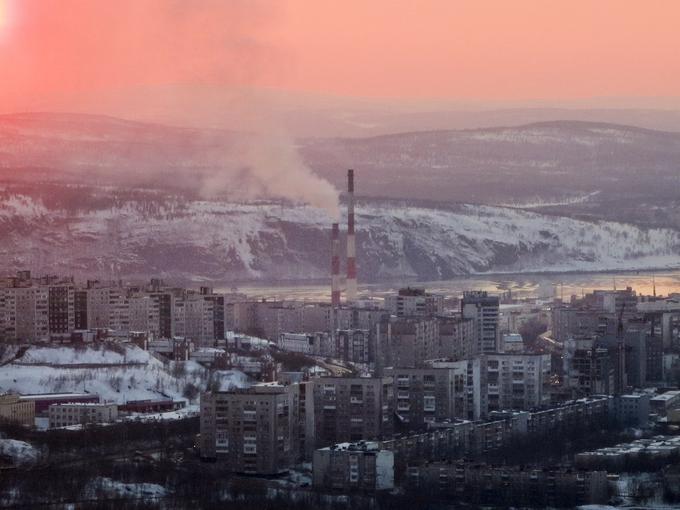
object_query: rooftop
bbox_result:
[651,390,680,402]
[19,393,97,400]
[49,402,113,408]
[321,441,382,452]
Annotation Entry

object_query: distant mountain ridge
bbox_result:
[300,120,680,206]
[3,113,679,208]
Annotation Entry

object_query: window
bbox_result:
[424,396,436,412]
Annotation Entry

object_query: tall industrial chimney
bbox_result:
[346,169,358,302]
[331,223,341,307]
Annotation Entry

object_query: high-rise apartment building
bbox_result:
[335,329,371,363]
[437,316,478,360]
[462,291,500,353]
[47,283,75,337]
[200,383,300,475]
[311,376,393,448]
[478,353,552,416]
[377,317,440,368]
[386,367,467,426]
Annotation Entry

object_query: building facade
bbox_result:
[313,442,395,492]
[311,376,394,448]
[200,384,300,474]
[48,402,118,427]
[0,394,35,426]
[461,291,500,353]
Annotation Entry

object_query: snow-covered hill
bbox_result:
[0,439,40,466]
[0,191,679,282]
[0,343,248,404]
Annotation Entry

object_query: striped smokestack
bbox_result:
[346,169,357,302]
[331,222,341,306]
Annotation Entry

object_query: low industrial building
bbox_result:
[19,393,100,416]
[118,399,185,414]
[48,402,118,428]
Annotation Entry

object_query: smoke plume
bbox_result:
[0,0,340,217]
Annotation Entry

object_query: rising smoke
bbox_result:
[0,0,340,218]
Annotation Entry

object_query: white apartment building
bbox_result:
[279,332,316,354]
[481,353,551,416]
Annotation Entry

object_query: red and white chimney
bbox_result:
[346,169,357,302]
[331,222,341,306]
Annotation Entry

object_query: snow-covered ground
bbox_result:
[17,344,149,365]
[0,439,40,466]
[0,344,249,406]
[85,477,167,499]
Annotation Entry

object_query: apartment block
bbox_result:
[47,283,75,337]
[563,336,614,397]
[311,376,393,448]
[377,317,440,368]
[386,367,467,427]
[427,354,551,420]
[335,329,371,363]
[480,353,551,415]
[406,462,608,507]
[313,442,395,492]
[613,393,650,427]
[385,288,444,317]
[461,291,500,353]
[437,315,477,360]
[200,383,300,474]
[183,293,215,345]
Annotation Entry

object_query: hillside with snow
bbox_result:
[0,190,679,283]
[0,343,248,405]
[2,114,680,281]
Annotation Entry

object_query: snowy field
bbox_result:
[0,343,249,406]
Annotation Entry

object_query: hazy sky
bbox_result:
[1,0,679,116]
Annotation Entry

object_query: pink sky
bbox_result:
[1,0,679,114]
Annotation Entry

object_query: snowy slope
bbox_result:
[0,344,249,405]
[17,344,149,365]
[0,439,40,466]
[0,191,679,282]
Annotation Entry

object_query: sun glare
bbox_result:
[0,0,7,33]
